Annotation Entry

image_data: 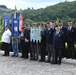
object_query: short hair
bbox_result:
[51,20,55,23]
[55,25,58,27]
[59,20,62,23]
[26,23,28,26]
[47,22,50,24]
[68,20,72,22]
[5,25,9,28]
[41,24,44,27]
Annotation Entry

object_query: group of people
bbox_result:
[1,20,76,65]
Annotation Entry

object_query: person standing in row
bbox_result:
[53,25,65,65]
[46,22,54,62]
[19,26,26,58]
[30,24,39,61]
[24,24,30,59]
[58,20,66,57]
[2,25,12,56]
[30,24,35,60]
[66,21,76,59]
[50,21,56,64]
[11,35,18,57]
[39,24,46,62]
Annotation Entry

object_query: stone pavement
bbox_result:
[0,50,76,75]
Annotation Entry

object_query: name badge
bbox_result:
[72,30,73,32]
[49,31,51,34]
[59,34,61,37]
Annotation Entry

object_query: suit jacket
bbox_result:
[53,31,65,49]
[66,26,76,43]
[60,26,67,42]
[24,29,30,43]
[46,28,54,44]
[41,29,46,45]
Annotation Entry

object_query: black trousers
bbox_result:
[30,42,40,60]
[46,44,53,61]
[51,48,55,63]
[40,44,46,61]
[25,43,29,58]
[55,48,62,64]
[2,42,10,56]
[62,43,65,57]
[29,43,32,58]
[30,44,35,59]
[67,42,75,58]
[21,41,26,57]
[31,43,37,60]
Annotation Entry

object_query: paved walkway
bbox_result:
[0,50,76,75]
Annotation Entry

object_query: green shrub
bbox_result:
[0,41,3,50]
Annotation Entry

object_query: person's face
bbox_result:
[52,23,55,27]
[68,22,72,26]
[49,22,52,27]
[28,25,30,29]
[55,27,60,32]
[5,27,8,30]
[22,28,25,32]
[33,25,36,28]
[47,24,51,28]
[26,26,28,29]
[24,27,26,30]
[41,26,45,30]
[59,22,63,26]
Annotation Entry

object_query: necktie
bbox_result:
[68,27,70,31]
[55,32,58,35]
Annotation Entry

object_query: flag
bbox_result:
[13,18,18,39]
[4,14,10,30]
[19,15,23,31]
[12,13,20,39]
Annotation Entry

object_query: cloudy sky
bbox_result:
[0,0,75,9]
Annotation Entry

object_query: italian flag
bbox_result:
[19,15,23,31]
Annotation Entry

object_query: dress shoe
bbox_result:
[58,61,61,65]
[51,62,57,64]
[45,60,50,63]
[6,55,9,56]
[20,56,24,58]
[15,55,18,57]
[58,63,61,65]
[30,58,35,60]
[24,57,28,59]
[34,58,38,61]
[2,54,6,56]
[39,59,45,62]
[39,60,42,62]
[11,55,15,57]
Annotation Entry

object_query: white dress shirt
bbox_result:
[2,29,12,43]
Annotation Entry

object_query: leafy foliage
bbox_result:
[22,1,76,26]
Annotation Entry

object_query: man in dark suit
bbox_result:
[58,20,66,57]
[66,21,76,59]
[50,21,56,64]
[24,24,30,59]
[19,26,26,58]
[46,23,54,62]
[39,24,46,62]
[53,25,65,65]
